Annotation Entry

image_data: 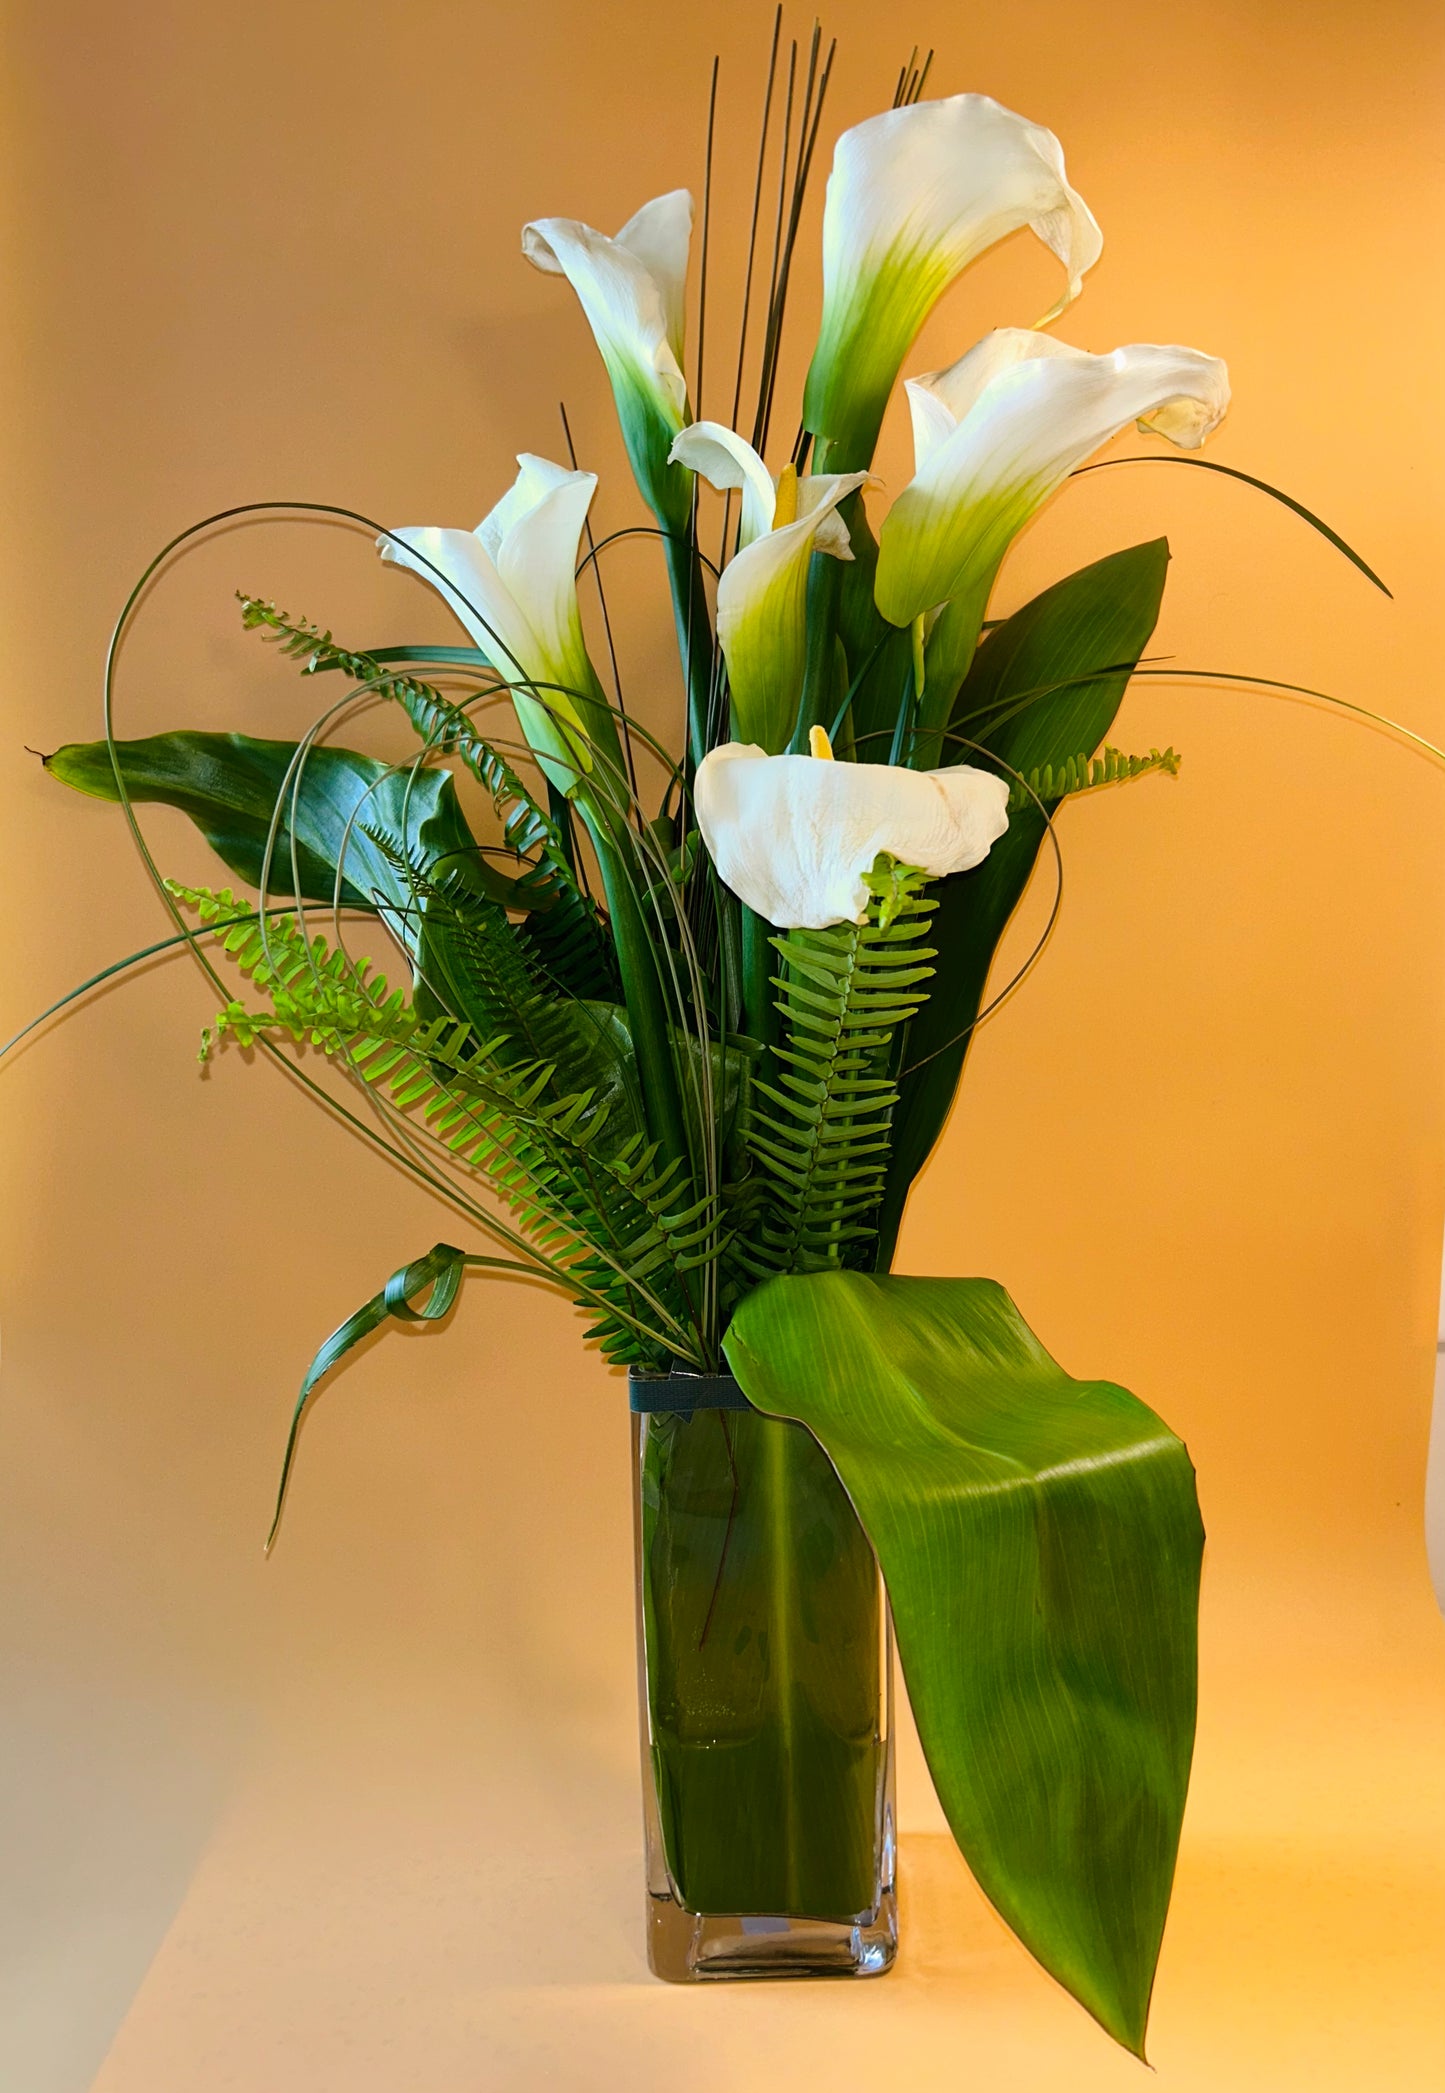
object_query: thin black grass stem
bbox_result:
[721,8,781,573]
[696,56,719,427]
[757,33,834,459]
[752,39,797,452]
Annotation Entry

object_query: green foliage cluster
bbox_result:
[45,533,1202,2051]
[171,881,719,1368]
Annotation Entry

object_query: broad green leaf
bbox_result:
[44,731,526,926]
[724,1270,1204,2057]
[879,540,1170,1250]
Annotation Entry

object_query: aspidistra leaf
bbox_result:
[44,731,527,924]
[724,1269,1204,2058]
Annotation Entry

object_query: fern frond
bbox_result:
[236,593,617,1000]
[738,858,937,1284]
[357,833,641,1135]
[1006,743,1181,811]
[170,880,714,1366]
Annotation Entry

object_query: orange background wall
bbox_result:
[2,2,1442,2087]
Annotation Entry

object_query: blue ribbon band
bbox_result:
[628,1370,753,1415]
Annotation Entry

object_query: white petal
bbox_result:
[803,94,1102,467]
[714,474,870,751]
[877,331,1230,634]
[695,743,1010,928]
[476,452,581,564]
[482,455,599,691]
[796,472,868,559]
[522,201,690,421]
[379,526,532,680]
[669,421,776,545]
[613,190,693,367]
[906,328,1072,452]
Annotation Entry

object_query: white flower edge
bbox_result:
[379,454,610,785]
[876,330,1232,636]
[668,421,859,555]
[523,192,694,524]
[695,741,1011,928]
[803,93,1103,466]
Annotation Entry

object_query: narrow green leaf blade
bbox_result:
[725,1270,1204,2057]
[267,1242,467,1550]
[1073,454,1391,597]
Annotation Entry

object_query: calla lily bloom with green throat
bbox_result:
[875,329,1232,742]
[803,93,1103,472]
[670,420,870,751]
[378,452,622,800]
[524,192,695,535]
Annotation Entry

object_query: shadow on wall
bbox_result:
[0,1663,243,2093]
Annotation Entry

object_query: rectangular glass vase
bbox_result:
[631,1396,897,1982]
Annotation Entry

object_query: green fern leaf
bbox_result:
[236,594,617,1000]
[170,880,719,1367]
[739,858,937,1284]
[1005,743,1182,812]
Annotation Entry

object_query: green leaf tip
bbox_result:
[265,1241,470,1554]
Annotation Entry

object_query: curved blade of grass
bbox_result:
[1073,455,1392,597]
[266,1243,526,1551]
[1131,666,1445,765]
[0,904,374,1065]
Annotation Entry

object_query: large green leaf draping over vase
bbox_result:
[724,1269,1204,2057]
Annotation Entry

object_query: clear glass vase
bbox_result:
[630,1381,897,1981]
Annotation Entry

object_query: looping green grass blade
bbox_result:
[724,1270,1205,2058]
[1073,454,1392,597]
[266,1242,468,1552]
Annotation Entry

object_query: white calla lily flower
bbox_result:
[380,453,617,793]
[523,192,695,529]
[670,423,869,752]
[695,735,1010,929]
[875,330,1231,720]
[802,94,1103,471]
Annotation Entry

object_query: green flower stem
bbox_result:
[639,1405,884,1919]
[577,793,690,1177]
[740,905,778,1061]
[788,552,845,752]
[664,532,717,774]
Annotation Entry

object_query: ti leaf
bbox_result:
[43,731,527,928]
[724,1270,1204,2058]
[878,540,1171,1254]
